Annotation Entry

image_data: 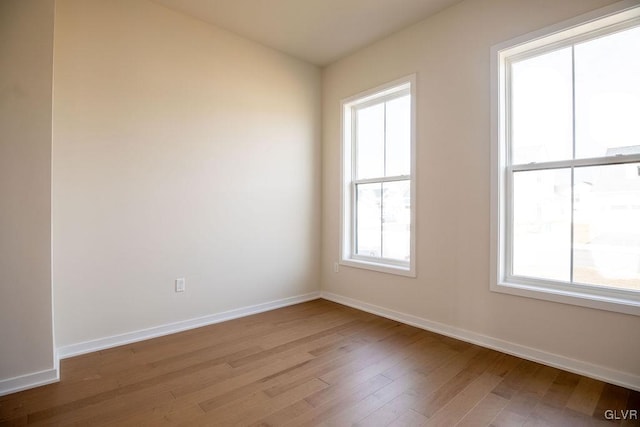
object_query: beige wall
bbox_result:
[0,0,56,379]
[322,0,640,379]
[52,0,321,347]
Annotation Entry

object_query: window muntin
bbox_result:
[341,77,415,276]
[493,4,640,314]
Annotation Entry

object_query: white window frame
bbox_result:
[490,1,640,316]
[340,75,417,277]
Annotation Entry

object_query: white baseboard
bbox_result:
[320,291,640,392]
[57,291,321,359]
[0,364,59,397]
[6,290,636,397]
[1,292,320,397]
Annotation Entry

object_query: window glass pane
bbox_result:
[356,183,382,257]
[511,48,573,164]
[382,180,411,261]
[356,103,384,179]
[575,25,640,159]
[513,169,571,281]
[385,95,411,177]
[573,163,640,290]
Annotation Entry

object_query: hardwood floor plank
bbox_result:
[226,320,361,368]
[594,383,632,422]
[424,371,504,426]
[523,401,569,427]
[261,323,423,400]
[357,392,418,427]
[491,360,540,400]
[317,330,426,387]
[195,378,328,425]
[355,346,483,426]
[456,390,509,427]
[491,364,560,425]
[387,409,429,427]
[0,415,28,427]
[486,353,523,379]
[281,374,393,426]
[411,349,501,418]
[319,347,455,427]
[566,376,606,416]
[29,388,175,426]
[194,332,344,412]
[318,341,464,425]
[170,350,315,400]
[380,340,454,381]
[249,399,313,427]
[541,371,582,409]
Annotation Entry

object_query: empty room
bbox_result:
[1,0,639,425]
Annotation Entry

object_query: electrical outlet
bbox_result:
[334,262,339,273]
[175,277,186,292]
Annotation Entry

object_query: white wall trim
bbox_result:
[57,292,321,359]
[0,365,59,397]
[1,292,320,397]
[6,290,636,397]
[320,291,640,392]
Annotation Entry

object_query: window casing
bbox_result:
[491,1,640,315]
[341,76,416,276]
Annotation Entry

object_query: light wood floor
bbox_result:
[1,299,638,426]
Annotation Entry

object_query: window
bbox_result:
[341,76,416,276]
[491,3,640,315]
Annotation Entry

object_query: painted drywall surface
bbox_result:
[0,0,55,379]
[53,0,321,347]
[322,0,640,376]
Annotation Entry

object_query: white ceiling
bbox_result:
[153,0,462,66]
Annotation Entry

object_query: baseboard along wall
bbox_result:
[320,291,640,392]
[2,290,637,396]
[0,292,319,396]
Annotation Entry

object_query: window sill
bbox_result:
[340,258,416,277]
[491,279,640,316]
